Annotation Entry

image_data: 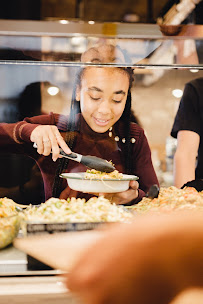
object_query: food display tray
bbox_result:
[26,221,105,235]
[22,221,106,271]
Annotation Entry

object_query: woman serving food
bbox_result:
[0,44,158,205]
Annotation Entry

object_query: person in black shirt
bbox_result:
[171,77,203,188]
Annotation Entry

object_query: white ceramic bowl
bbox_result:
[60,172,139,193]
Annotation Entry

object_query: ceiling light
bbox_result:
[190,69,199,73]
[47,86,59,96]
[123,13,140,22]
[88,21,95,24]
[172,89,183,98]
[59,20,69,24]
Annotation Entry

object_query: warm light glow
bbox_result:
[190,69,199,73]
[47,86,59,96]
[88,21,95,24]
[172,89,183,98]
[71,36,85,45]
[59,20,69,24]
[123,13,140,22]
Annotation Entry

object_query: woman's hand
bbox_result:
[30,125,71,161]
[99,180,139,205]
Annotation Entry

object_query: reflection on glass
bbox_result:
[0,22,202,204]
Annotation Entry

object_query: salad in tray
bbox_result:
[22,196,133,223]
[132,186,203,214]
[0,197,21,249]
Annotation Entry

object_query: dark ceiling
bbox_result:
[0,0,177,23]
[0,0,202,24]
[40,0,169,23]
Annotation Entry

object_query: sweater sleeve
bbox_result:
[0,113,57,145]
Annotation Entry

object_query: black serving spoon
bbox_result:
[33,143,115,173]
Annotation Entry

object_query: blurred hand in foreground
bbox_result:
[66,213,203,304]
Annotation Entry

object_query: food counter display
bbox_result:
[1,188,203,303]
[0,20,203,303]
[0,199,73,303]
[0,195,134,303]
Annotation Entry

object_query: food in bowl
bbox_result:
[0,197,18,217]
[60,172,139,193]
[0,214,21,249]
[84,169,123,180]
[0,197,21,249]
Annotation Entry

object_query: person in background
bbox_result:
[0,82,45,204]
[17,82,44,121]
[66,212,203,304]
[0,44,158,205]
[171,77,203,188]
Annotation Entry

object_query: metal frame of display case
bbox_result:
[0,20,202,38]
[0,20,202,69]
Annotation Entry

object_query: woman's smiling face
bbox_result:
[76,67,130,133]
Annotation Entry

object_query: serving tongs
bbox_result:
[33,143,115,173]
[15,203,28,212]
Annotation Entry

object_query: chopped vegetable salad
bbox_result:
[23,196,133,223]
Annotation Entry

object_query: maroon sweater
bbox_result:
[0,113,158,203]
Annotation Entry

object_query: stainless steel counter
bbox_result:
[0,246,27,274]
[0,245,60,276]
